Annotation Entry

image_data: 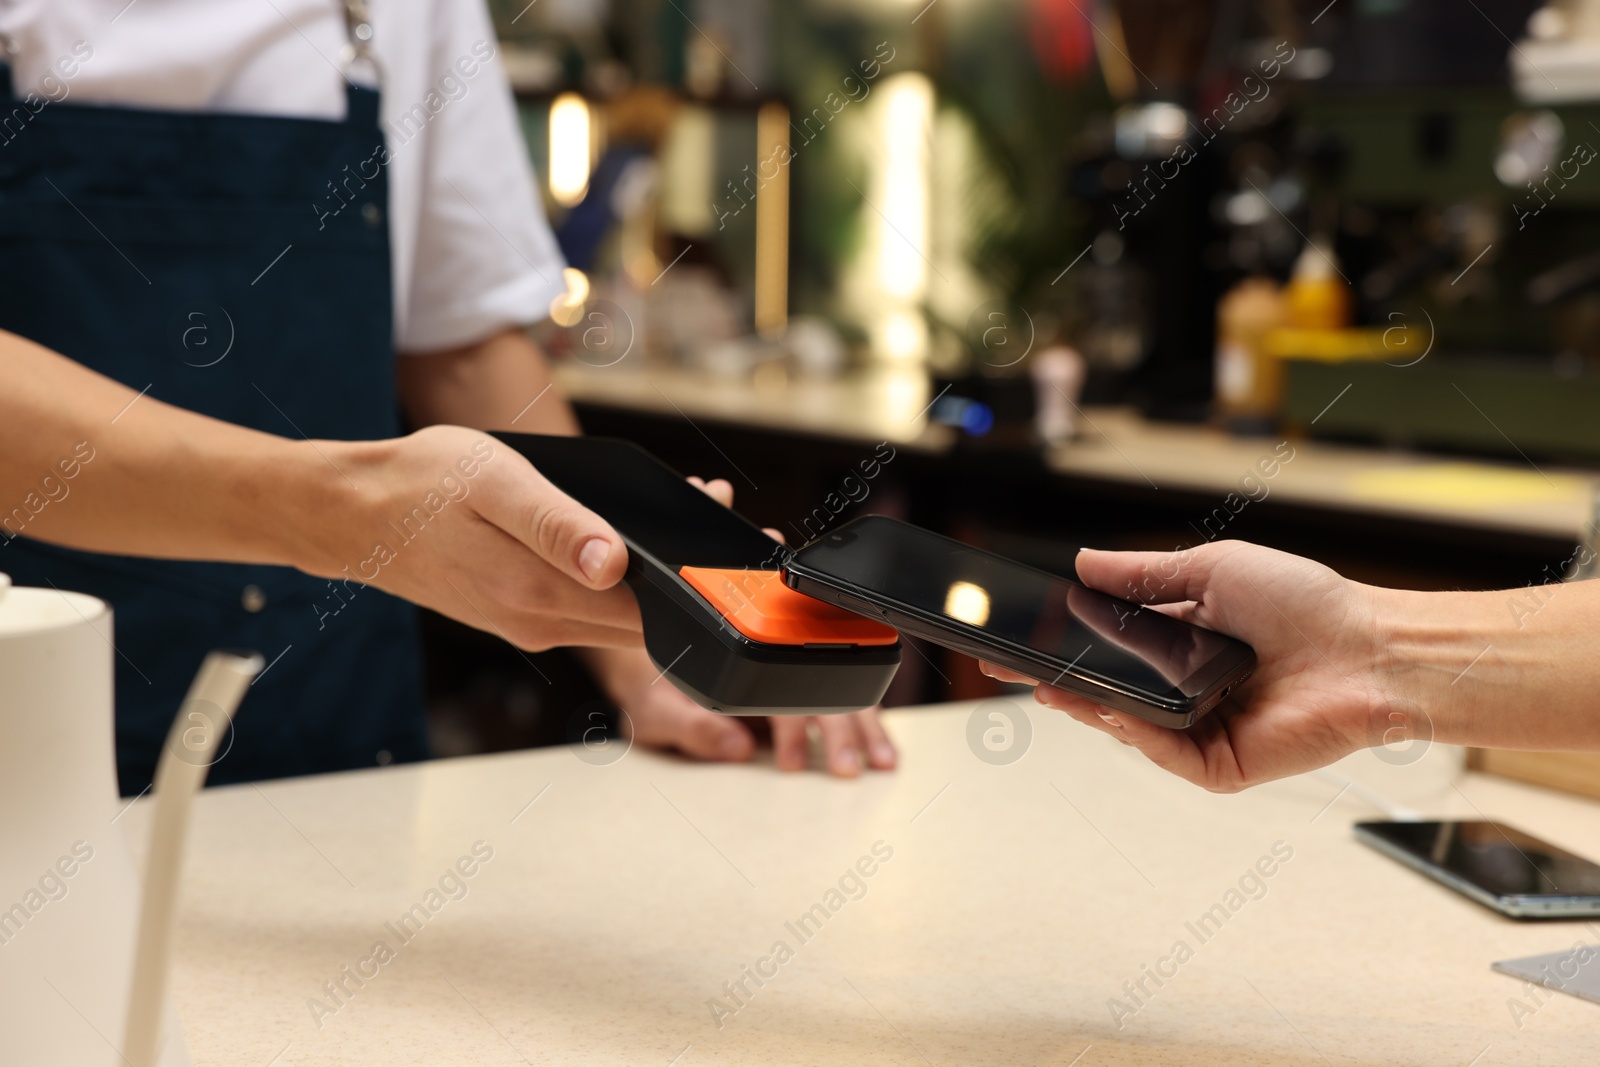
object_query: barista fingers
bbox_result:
[312,39,498,231]
[311,438,496,630]
[0,841,95,949]
[706,841,895,1029]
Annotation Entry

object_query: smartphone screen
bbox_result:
[498,434,782,569]
[1357,820,1600,900]
[788,515,1251,703]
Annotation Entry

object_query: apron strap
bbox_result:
[339,0,383,87]
[345,82,380,128]
[0,34,16,100]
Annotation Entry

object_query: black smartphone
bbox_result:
[1355,819,1600,919]
[783,515,1255,728]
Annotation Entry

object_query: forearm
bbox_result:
[1375,578,1600,751]
[396,327,578,434]
[0,330,341,568]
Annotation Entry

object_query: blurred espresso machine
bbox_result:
[1067,0,1600,462]
[1067,0,1230,421]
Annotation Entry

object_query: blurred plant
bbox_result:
[933,1,1109,327]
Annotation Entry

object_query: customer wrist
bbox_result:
[1366,585,1503,748]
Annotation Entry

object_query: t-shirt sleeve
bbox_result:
[395,0,567,353]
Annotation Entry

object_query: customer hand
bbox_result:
[306,425,641,650]
[983,540,1396,792]
[1064,583,1219,686]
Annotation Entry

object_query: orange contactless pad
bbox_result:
[678,567,899,647]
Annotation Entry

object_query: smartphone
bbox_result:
[1354,820,1600,919]
[784,515,1256,728]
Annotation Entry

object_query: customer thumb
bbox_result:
[1075,545,1221,605]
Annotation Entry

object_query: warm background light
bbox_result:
[876,73,932,300]
[548,92,592,208]
[548,266,590,326]
[871,72,933,363]
[753,101,791,340]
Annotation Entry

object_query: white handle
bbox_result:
[122,650,263,1067]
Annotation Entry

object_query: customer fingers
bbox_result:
[1090,706,1202,781]
[1036,684,1207,784]
[1032,686,1131,745]
[978,661,1040,685]
[1075,545,1229,605]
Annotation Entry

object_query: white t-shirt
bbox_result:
[0,0,567,352]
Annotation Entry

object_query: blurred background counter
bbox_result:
[560,360,1592,545]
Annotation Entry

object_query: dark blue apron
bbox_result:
[0,60,428,795]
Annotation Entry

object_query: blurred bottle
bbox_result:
[1030,344,1087,446]
[1284,237,1352,330]
[1214,276,1286,426]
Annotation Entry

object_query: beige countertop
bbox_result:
[557,362,1596,542]
[131,702,1600,1066]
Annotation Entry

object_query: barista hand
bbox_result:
[582,476,897,777]
[307,424,641,650]
[585,642,896,776]
[765,704,899,776]
[1,332,640,652]
[983,541,1396,792]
